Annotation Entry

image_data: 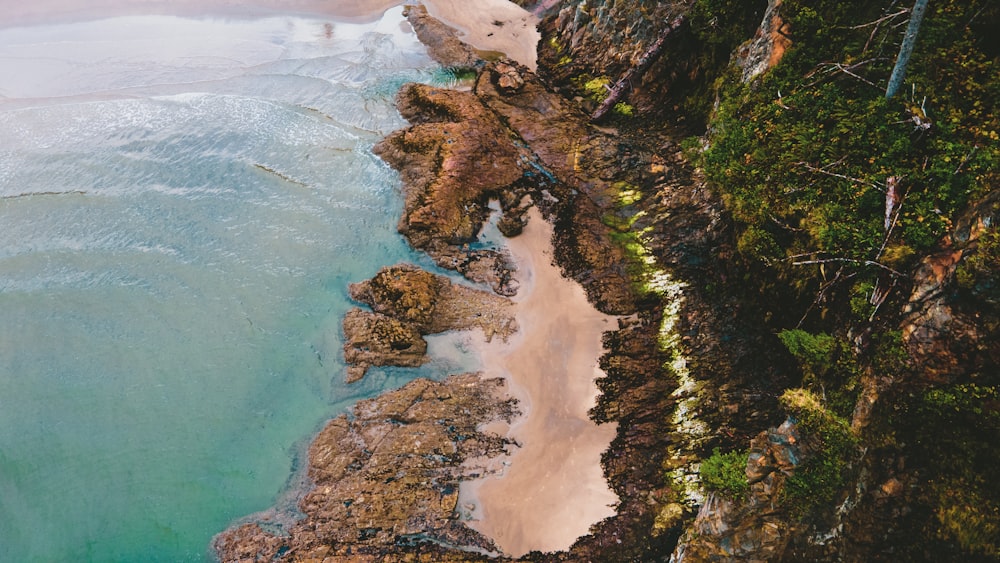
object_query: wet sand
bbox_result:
[460,208,620,557]
[422,0,539,69]
[3,0,539,68]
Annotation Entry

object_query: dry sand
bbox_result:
[2,0,539,69]
[460,208,620,557]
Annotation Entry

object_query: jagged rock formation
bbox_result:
[404,5,483,69]
[736,0,791,83]
[343,264,518,382]
[214,374,518,562]
[671,418,803,561]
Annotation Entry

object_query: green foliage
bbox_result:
[779,389,858,515]
[737,225,781,263]
[778,329,836,377]
[933,477,1000,557]
[956,225,1000,306]
[583,76,612,103]
[923,383,1000,427]
[700,448,749,498]
[683,0,768,121]
[916,382,1000,555]
[614,102,635,117]
[702,0,1000,296]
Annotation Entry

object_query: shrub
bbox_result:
[700,448,750,498]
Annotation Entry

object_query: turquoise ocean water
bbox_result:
[0,9,472,561]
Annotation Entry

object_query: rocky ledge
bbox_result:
[214,373,518,562]
[343,264,518,383]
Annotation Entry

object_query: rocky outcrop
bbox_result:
[375,59,642,313]
[342,309,427,383]
[404,5,483,69]
[372,82,528,296]
[343,264,517,382]
[899,193,1000,382]
[671,418,802,562]
[214,373,518,562]
[736,0,791,83]
[853,194,1000,428]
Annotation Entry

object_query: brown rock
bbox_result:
[494,61,525,93]
[373,83,526,252]
[342,309,427,383]
[403,5,481,68]
[214,374,519,562]
[350,264,518,339]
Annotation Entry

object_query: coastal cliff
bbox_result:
[216,1,1000,561]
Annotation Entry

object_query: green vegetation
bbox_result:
[914,382,1000,556]
[684,0,768,121]
[779,389,858,514]
[777,329,837,378]
[613,101,635,117]
[777,329,868,418]
[700,448,749,498]
[956,221,1000,306]
[583,76,612,103]
[694,0,1000,314]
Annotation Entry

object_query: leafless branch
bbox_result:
[791,257,906,277]
[798,161,879,189]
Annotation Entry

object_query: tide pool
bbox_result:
[0,9,470,561]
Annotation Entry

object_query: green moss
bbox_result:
[700,448,749,498]
[914,381,1000,555]
[779,389,858,515]
[614,102,635,117]
[956,225,1000,305]
[701,0,1000,294]
[777,329,836,378]
[583,76,612,103]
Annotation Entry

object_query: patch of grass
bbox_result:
[700,448,749,498]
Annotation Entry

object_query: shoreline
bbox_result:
[1,0,539,70]
[459,207,620,556]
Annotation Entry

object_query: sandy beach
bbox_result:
[460,208,620,557]
[2,0,539,69]
[4,0,610,555]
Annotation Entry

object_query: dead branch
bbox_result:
[798,161,880,189]
[791,257,906,278]
[591,15,685,122]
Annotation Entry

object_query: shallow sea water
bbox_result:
[0,10,474,561]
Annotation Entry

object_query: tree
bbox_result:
[885,0,929,98]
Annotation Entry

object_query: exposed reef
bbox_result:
[343,264,518,383]
[214,373,518,561]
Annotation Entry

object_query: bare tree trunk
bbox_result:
[590,16,685,122]
[885,0,929,98]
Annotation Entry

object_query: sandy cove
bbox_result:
[19,0,620,557]
[460,207,619,557]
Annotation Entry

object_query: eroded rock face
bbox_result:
[373,83,526,251]
[213,374,519,562]
[671,419,802,562]
[736,0,791,83]
[404,5,482,69]
[342,309,427,384]
[474,61,641,314]
[343,264,517,382]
